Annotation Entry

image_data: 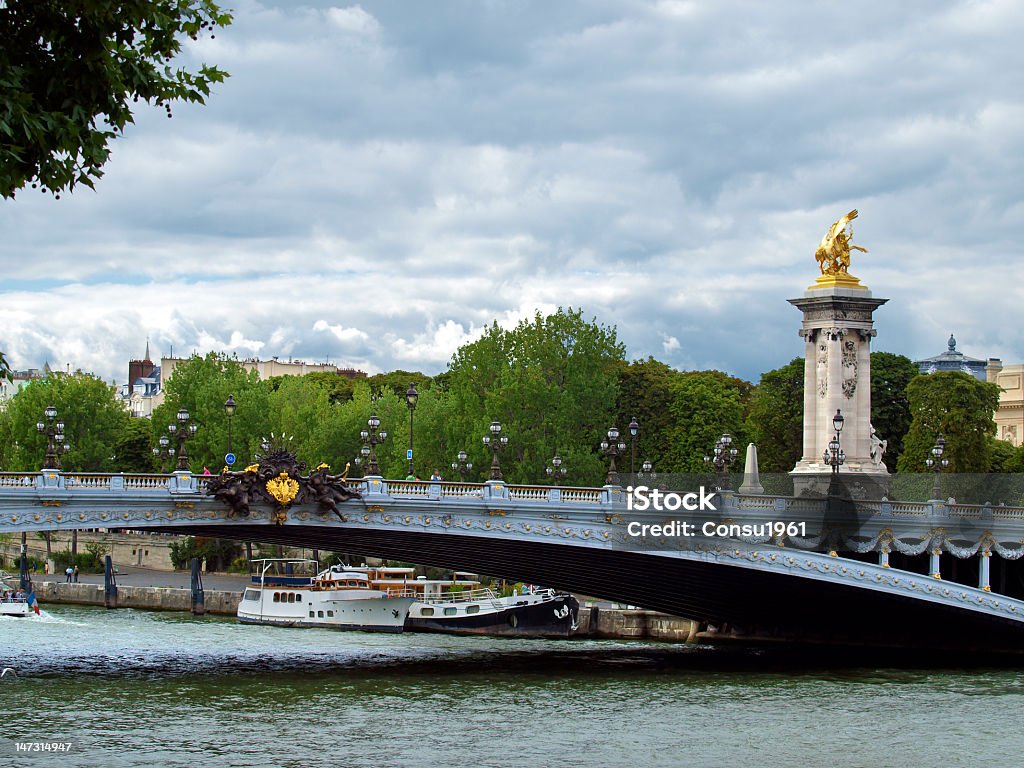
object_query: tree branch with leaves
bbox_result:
[0,0,232,198]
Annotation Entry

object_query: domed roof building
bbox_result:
[915,334,988,381]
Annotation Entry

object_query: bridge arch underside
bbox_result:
[164,524,1024,654]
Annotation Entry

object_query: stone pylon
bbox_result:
[788,247,891,497]
[738,443,764,495]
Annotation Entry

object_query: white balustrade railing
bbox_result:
[0,473,36,488]
[508,486,550,501]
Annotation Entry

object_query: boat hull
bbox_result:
[237,586,414,632]
[406,594,580,638]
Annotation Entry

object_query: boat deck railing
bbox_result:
[411,587,500,605]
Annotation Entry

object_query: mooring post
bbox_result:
[191,557,205,615]
[19,539,31,592]
[103,555,117,609]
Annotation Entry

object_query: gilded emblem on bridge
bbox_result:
[205,445,360,524]
[266,472,299,506]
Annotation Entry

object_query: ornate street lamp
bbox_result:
[926,434,949,500]
[152,434,176,473]
[546,453,567,485]
[705,432,740,491]
[601,426,627,486]
[821,409,845,495]
[451,449,473,482]
[36,404,69,469]
[358,412,387,476]
[224,394,236,467]
[628,416,639,475]
[406,383,419,478]
[482,420,508,480]
[169,406,198,471]
[638,459,656,481]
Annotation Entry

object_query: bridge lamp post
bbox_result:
[170,407,198,471]
[546,454,567,485]
[451,450,473,482]
[822,409,845,496]
[406,384,419,478]
[638,459,656,482]
[926,434,948,500]
[224,394,236,462]
[36,404,69,470]
[360,413,387,476]
[601,426,626,486]
[482,420,508,481]
[628,417,639,476]
[704,433,739,491]
[152,434,175,473]
[622,417,638,479]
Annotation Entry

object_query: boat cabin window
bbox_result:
[273,592,281,603]
[317,611,324,618]
[327,610,334,617]
[420,607,434,617]
[309,610,315,617]
[243,589,260,602]
[465,605,480,614]
[443,607,458,616]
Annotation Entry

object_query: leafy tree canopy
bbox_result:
[746,358,804,473]
[443,308,625,485]
[896,371,1001,473]
[614,357,677,476]
[663,370,752,473]
[0,371,130,470]
[153,353,270,472]
[870,351,918,472]
[0,0,231,198]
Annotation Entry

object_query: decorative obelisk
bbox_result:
[789,210,890,497]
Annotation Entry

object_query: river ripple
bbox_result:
[2,605,1023,768]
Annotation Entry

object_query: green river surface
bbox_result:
[2,604,1024,768]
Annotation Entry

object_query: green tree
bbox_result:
[663,371,753,473]
[989,438,1018,473]
[1005,444,1024,474]
[896,372,1001,473]
[615,358,677,476]
[1,0,232,198]
[113,417,157,473]
[444,308,625,485]
[746,358,804,473]
[870,352,918,472]
[1,371,130,470]
[153,353,271,471]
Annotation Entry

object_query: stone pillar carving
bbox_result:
[789,283,889,497]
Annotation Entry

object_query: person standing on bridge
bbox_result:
[65,566,73,583]
[73,565,79,583]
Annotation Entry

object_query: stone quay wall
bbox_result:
[37,581,242,615]
[576,606,699,642]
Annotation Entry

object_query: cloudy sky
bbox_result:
[2,0,1021,385]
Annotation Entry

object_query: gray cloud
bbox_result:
[1,0,1021,385]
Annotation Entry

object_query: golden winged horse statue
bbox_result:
[815,209,868,276]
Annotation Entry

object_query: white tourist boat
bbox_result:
[0,573,34,618]
[236,559,415,632]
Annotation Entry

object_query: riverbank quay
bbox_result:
[36,580,242,615]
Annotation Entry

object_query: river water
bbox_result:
[2,605,1024,768]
